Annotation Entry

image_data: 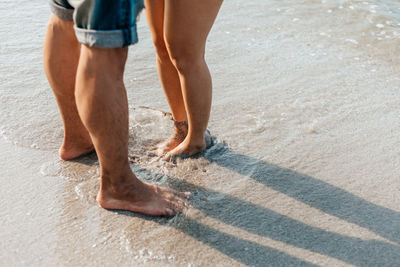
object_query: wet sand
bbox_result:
[1,0,400,266]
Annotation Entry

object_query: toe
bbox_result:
[162,152,172,161]
[177,191,192,199]
[166,195,186,210]
[168,189,190,201]
[165,208,176,217]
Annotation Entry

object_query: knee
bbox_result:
[45,14,78,51]
[166,40,205,74]
[152,38,171,63]
[81,46,128,77]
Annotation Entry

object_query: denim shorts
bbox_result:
[50,0,145,48]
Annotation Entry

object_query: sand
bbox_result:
[1,0,400,266]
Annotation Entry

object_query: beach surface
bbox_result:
[1,0,400,266]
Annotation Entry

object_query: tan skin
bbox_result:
[44,14,189,216]
[42,16,93,161]
[145,0,223,160]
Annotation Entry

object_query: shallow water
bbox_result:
[1,0,400,266]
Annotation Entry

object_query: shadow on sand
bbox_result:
[73,141,400,266]
[134,167,400,266]
[203,142,400,246]
[145,140,400,266]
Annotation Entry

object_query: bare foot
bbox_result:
[156,120,188,156]
[162,130,213,161]
[97,178,191,216]
[59,136,94,160]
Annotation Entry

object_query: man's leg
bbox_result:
[75,45,189,216]
[43,14,94,160]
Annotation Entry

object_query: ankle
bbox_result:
[173,120,188,139]
[186,131,206,147]
[62,133,92,147]
[99,169,141,196]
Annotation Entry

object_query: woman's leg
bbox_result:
[144,0,188,155]
[163,0,223,160]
